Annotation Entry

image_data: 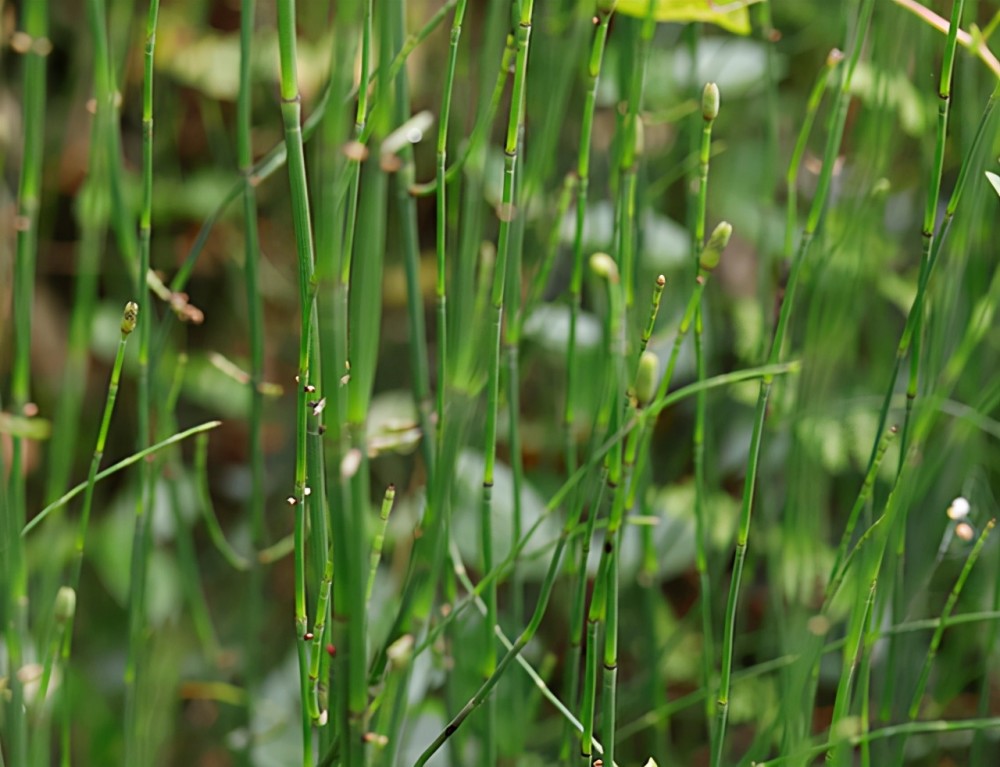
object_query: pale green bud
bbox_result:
[589,252,619,282]
[55,586,76,625]
[635,351,659,408]
[699,221,732,272]
[702,82,720,121]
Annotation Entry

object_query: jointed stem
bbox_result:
[711,3,875,764]
[566,1,615,475]
[276,0,321,759]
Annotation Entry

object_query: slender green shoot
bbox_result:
[193,433,252,572]
[276,0,321,757]
[905,519,994,720]
[123,2,159,761]
[6,0,48,760]
[367,484,396,604]
[237,0,267,758]
[711,3,875,763]
[24,421,222,536]
[566,0,616,474]
[691,81,719,732]
[476,3,535,762]
[67,301,137,602]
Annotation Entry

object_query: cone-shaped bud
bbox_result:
[702,82,720,121]
[121,301,139,336]
[635,351,659,408]
[589,251,619,282]
[699,221,732,272]
[55,586,76,625]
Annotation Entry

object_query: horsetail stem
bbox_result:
[236,0,267,757]
[566,0,616,475]
[626,222,732,513]
[367,485,397,604]
[712,3,874,762]
[275,0,322,757]
[691,82,719,732]
[906,519,995,720]
[434,0,468,456]
[123,3,159,759]
[6,0,49,759]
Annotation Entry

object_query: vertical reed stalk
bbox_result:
[5,0,48,761]
[567,472,606,765]
[902,519,994,717]
[825,578,877,765]
[435,0,468,452]
[506,120,528,640]
[592,253,628,767]
[390,26,435,483]
[68,301,139,591]
[275,0,321,759]
[476,3,534,762]
[784,50,843,262]
[237,0,266,759]
[123,5,159,764]
[366,485,396,603]
[313,0,361,755]
[880,0,965,724]
[340,3,397,760]
[899,0,966,460]
[691,81,719,731]
[65,303,137,760]
[616,1,656,309]
[711,3,873,763]
[565,0,615,474]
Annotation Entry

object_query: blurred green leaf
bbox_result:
[0,411,51,440]
[986,170,1000,199]
[615,0,755,35]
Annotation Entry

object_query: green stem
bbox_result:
[906,520,994,720]
[237,0,266,758]
[124,3,159,761]
[692,80,719,734]
[24,422,221,536]
[477,4,535,763]
[414,534,568,767]
[566,1,615,474]
[6,0,47,760]
[711,4,875,764]
[366,485,396,604]
[276,0,321,759]
[435,0,468,457]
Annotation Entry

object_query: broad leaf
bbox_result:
[614,0,756,35]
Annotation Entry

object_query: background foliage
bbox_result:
[2,0,1000,765]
